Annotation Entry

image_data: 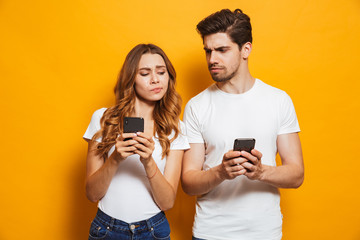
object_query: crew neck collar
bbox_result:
[214,78,260,97]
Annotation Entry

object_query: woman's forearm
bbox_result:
[144,158,177,211]
[86,155,120,202]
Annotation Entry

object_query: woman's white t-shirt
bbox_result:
[83,108,189,222]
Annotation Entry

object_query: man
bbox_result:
[182,9,304,240]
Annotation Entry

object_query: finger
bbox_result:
[133,136,149,145]
[228,169,247,178]
[134,132,154,142]
[237,169,247,175]
[231,156,249,166]
[133,142,149,152]
[225,156,247,167]
[229,164,245,173]
[241,161,256,172]
[240,151,258,164]
[116,139,138,148]
[134,150,151,160]
[120,133,138,141]
[133,136,155,149]
[251,149,262,160]
[118,146,137,153]
[223,150,241,161]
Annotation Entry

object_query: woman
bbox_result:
[83,44,189,240]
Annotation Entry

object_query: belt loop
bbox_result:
[108,217,115,231]
[146,217,153,232]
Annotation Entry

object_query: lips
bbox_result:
[210,68,223,73]
[151,87,163,93]
[209,65,224,73]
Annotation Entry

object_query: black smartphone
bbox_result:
[233,138,256,153]
[123,117,144,140]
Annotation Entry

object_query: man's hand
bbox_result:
[240,149,264,180]
[218,150,248,180]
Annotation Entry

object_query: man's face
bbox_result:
[203,32,242,82]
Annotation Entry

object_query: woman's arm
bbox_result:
[134,132,184,211]
[146,150,184,211]
[85,133,138,202]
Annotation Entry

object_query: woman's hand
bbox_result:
[132,132,155,164]
[111,133,138,162]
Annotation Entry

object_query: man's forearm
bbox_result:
[182,165,225,196]
[258,164,304,188]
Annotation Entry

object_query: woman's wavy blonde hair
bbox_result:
[92,44,182,160]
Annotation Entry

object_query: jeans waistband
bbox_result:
[95,208,166,233]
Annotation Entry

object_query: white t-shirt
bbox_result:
[184,79,300,240]
[83,108,190,222]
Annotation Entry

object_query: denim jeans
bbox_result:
[88,209,170,240]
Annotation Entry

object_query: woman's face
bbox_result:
[134,53,169,103]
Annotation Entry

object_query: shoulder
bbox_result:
[178,120,187,134]
[88,108,108,127]
[185,84,216,109]
[92,107,107,118]
[168,120,187,139]
[83,108,107,141]
[169,120,190,150]
[89,107,107,122]
[256,79,291,101]
[256,79,285,94]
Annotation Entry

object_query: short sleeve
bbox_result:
[170,121,190,150]
[183,100,204,143]
[83,108,107,142]
[278,93,300,135]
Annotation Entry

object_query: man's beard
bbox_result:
[209,65,237,82]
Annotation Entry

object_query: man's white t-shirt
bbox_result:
[184,79,300,240]
[83,108,190,223]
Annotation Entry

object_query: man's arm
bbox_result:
[181,143,248,196]
[241,132,304,188]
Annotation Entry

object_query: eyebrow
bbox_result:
[138,65,166,70]
[204,46,231,51]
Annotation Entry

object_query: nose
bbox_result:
[208,51,218,65]
[150,72,160,84]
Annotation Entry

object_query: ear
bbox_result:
[241,42,252,60]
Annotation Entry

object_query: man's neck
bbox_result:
[216,70,255,94]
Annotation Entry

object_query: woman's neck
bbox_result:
[132,97,155,119]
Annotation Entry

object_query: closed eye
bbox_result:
[216,47,229,53]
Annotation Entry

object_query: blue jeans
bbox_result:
[88,209,170,240]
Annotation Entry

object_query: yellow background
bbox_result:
[1,0,360,239]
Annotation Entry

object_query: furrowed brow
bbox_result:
[155,65,166,69]
[215,46,230,51]
[138,66,166,71]
[138,67,151,71]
